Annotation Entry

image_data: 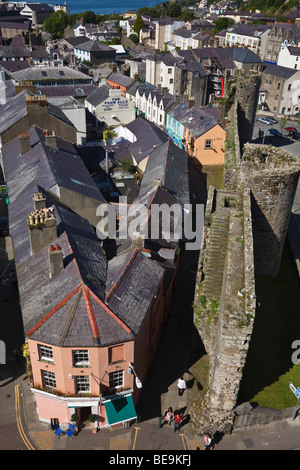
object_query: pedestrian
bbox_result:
[204,434,212,450]
[177,377,186,396]
[162,407,173,426]
[173,412,183,432]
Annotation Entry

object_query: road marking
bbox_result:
[15,384,35,450]
[179,433,186,450]
[132,426,140,450]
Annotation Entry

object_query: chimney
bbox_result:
[49,244,64,278]
[28,207,57,255]
[152,179,162,188]
[131,231,145,250]
[188,96,195,109]
[33,191,46,211]
[19,132,31,155]
[44,130,58,150]
[25,95,48,115]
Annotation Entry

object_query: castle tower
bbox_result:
[235,72,261,149]
[241,144,300,277]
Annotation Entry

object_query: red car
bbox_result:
[285,126,297,132]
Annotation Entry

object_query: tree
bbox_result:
[212,17,234,33]
[129,33,139,44]
[133,13,145,35]
[103,127,117,144]
[43,11,70,39]
[119,158,137,174]
[167,3,182,17]
[82,10,96,24]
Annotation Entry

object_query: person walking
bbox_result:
[173,412,183,432]
[177,377,187,396]
[162,407,173,426]
[204,434,212,450]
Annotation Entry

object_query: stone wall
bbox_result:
[192,185,256,434]
[191,81,299,434]
[241,144,300,277]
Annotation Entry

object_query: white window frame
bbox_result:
[39,344,54,362]
[42,370,56,389]
[75,375,91,393]
[109,370,124,389]
[72,350,90,367]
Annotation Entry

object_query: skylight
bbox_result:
[70,178,84,186]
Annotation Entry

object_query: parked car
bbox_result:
[268,117,278,124]
[268,128,282,137]
[285,126,297,133]
[258,116,273,125]
[289,130,300,140]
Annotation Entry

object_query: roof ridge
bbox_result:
[26,283,83,337]
[86,285,132,334]
[58,285,84,347]
[106,249,139,302]
[82,286,101,344]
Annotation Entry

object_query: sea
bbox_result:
[24,0,160,15]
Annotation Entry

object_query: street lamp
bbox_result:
[128,362,142,389]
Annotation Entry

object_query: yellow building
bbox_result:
[183,122,226,166]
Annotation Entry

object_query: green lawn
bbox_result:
[237,242,300,409]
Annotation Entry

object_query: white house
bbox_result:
[85,86,135,127]
[277,45,300,70]
[225,25,270,59]
[135,86,174,127]
[146,54,177,95]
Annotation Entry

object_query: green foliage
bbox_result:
[129,33,139,44]
[43,10,69,39]
[119,158,137,174]
[212,17,234,33]
[103,128,117,144]
[133,12,145,35]
[82,10,96,24]
[166,3,182,17]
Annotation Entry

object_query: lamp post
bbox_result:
[128,362,142,389]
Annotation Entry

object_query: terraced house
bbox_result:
[2,119,188,429]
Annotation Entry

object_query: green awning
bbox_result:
[104,394,137,426]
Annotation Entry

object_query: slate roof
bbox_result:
[11,66,93,83]
[106,249,164,335]
[188,47,236,70]
[227,47,262,64]
[126,117,170,164]
[2,125,105,260]
[286,46,300,56]
[139,139,189,207]
[85,84,110,107]
[179,105,220,140]
[106,72,134,88]
[74,39,115,52]
[24,3,53,12]
[36,84,97,99]
[0,90,75,135]
[173,28,193,38]
[18,204,134,347]
[229,24,270,37]
[262,63,297,79]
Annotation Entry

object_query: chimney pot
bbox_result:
[49,243,64,278]
[19,132,31,155]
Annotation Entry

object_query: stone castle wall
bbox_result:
[191,72,300,435]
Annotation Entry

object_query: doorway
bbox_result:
[76,406,92,427]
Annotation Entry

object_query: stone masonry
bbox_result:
[191,77,300,435]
